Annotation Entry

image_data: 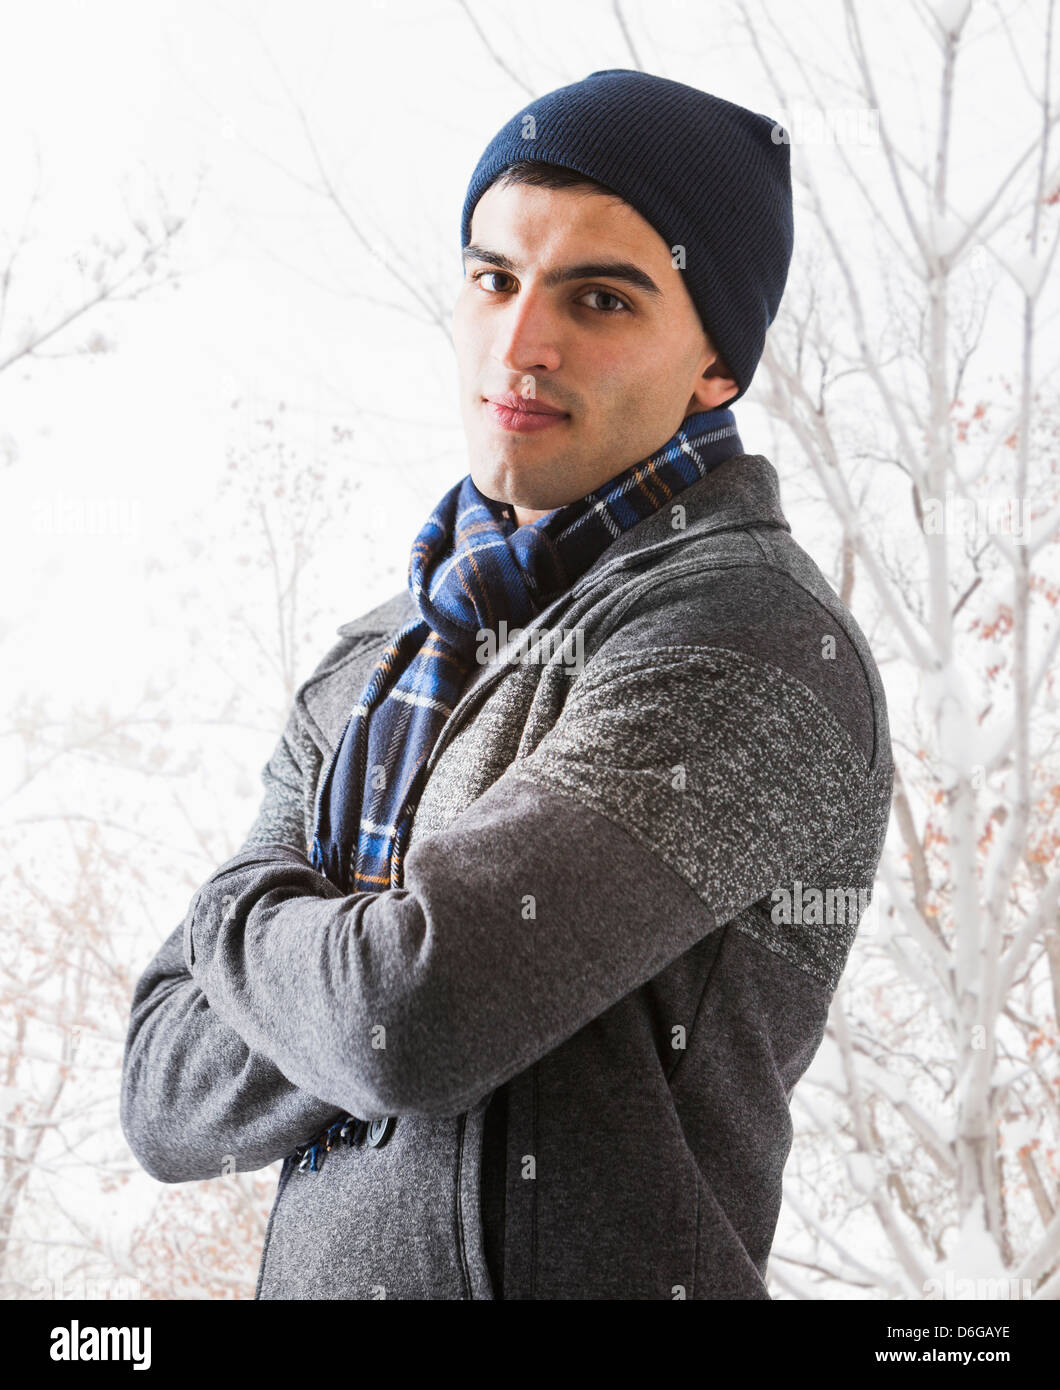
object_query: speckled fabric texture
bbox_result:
[120,452,893,1300]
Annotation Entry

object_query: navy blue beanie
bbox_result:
[460,69,793,405]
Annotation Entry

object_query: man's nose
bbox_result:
[493,288,562,377]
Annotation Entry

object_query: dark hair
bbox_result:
[489,158,625,202]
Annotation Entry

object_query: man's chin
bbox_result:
[469,470,522,509]
[468,459,534,508]
[467,441,584,513]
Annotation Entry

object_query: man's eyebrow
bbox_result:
[461,244,663,299]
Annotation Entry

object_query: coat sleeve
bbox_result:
[181,638,876,1122]
[118,636,364,1184]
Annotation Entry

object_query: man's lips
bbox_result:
[485,391,568,415]
[483,392,570,433]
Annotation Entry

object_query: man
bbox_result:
[120,70,893,1300]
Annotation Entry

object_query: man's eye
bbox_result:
[469,273,628,314]
[578,289,629,313]
[472,271,514,292]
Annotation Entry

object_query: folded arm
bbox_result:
[181,641,872,1122]
[120,635,364,1184]
[120,913,341,1182]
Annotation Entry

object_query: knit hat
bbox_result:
[460,69,793,405]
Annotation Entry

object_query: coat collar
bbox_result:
[563,449,789,596]
[335,451,789,641]
[307,452,789,759]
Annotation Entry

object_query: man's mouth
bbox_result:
[483,392,570,434]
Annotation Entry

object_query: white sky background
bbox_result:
[1,0,1045,714]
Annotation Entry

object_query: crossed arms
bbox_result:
[120,634,868,1182]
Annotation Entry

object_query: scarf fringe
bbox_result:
[293,1113,398,1172]
[294,1115,366,1173]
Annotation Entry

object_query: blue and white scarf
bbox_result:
[293,404,743,1172]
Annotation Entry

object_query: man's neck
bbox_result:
[511,504,554,528]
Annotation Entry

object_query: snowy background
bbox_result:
[1,0,1058,1300]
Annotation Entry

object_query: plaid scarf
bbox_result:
[293,404,743,1172]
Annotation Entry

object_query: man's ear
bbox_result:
[687,342,739,413]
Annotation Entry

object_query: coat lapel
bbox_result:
[299,452,789,764]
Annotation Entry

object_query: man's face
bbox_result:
[452,178,738,525]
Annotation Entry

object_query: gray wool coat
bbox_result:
[120,450,894,1300]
